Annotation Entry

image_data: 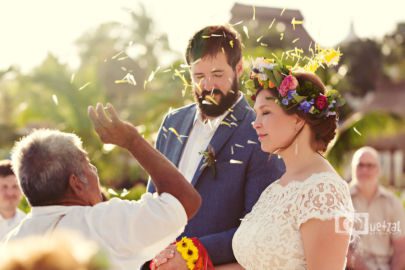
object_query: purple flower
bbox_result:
[298,100,312,113]
[282,98,289,105]
[287,90,297,100]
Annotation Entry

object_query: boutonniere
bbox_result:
[199,145,216,177]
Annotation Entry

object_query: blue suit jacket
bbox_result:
[147,97,285,265]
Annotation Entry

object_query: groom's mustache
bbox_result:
[198,89,223,100]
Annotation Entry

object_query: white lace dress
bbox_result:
[232,172,354,270]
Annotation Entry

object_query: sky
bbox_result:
[1,0,405,72]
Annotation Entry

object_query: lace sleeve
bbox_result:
[296,174,354,228]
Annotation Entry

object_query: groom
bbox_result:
[146,25,285,268]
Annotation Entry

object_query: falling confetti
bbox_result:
[247,140,257,144]
[115,73,137,86]
[148,71,155,82]
[291,17,303,30]
[205,95,219,106]
[169,127,184,143]
[117,56,129,61]
[120,189,130,197]
[353,127,362,136]
[232,20,243,27]
[243,26,249,39]
[252,5,256,20]
[229,40,234,48]
[235,144,244,148]
[102,144,115,152]
[260,43,268,47]
[280,33,284,40]
[70,73,75,84]
[280,8,286,16]
[79,82,91,91]
[230,114,237,121]
[231,146,234,155]
[220,121,231,127]
[107,188,118,196]
[230,159,243,164]
[52,95,58,106]
[112,51,125,60]
[268,18,276,30]
[292,38,300,44]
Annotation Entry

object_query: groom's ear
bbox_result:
[235,59,243,79]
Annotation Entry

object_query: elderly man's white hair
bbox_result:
[351,146,380,168]
[11,129,88,206]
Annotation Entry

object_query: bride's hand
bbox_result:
[151,245,176,269]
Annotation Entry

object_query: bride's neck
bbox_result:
[278,136,322,176]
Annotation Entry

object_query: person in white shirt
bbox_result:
[5,103,201,270]
[0,160,25,241]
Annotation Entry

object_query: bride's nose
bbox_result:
[252,119,262,130]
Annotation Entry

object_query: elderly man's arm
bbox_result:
[390,195,405,270]
[392,236,405,270]
[88,103,201,219]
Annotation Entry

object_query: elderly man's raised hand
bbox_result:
[88,103,140,149]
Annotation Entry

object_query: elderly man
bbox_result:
[0,160,25,240]
[5,103,201,270]
[348,146,405,270]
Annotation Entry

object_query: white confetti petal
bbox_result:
[230,159,243,164]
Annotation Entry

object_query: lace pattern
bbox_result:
[232,172,353,270]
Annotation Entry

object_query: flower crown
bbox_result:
[246,48,345,119]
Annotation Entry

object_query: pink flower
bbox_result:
[278,75,299,97]
[315,95,328,110]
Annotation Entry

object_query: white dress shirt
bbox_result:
[4,193,187,270]
[0,209,25,241]
[178,94,244,182]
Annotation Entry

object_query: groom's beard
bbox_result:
[194,77,239,118]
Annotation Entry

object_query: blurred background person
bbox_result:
[0,230,110,270]
[348,146,405,270]
[0,160,25,241]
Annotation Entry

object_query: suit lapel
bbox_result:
[168,106,196,167]
[191,97,251,185]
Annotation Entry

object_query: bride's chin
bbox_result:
[260,143,273,154]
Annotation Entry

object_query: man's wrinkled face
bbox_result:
[355,152,380,184]
[0,175,22,214]
[81,161,103,206]
[191,52,240,117]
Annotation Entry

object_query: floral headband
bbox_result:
[246,48,345,119]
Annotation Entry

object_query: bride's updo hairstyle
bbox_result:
[247,50,345,153]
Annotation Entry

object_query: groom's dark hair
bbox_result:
[185,25,242,70]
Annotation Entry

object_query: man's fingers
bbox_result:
[88,106,101,127]
[96,103,112,126]
[106,103,120,123]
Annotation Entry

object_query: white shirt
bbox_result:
[178,94,244,182]
[4,193,187,270]
[0,209,25,241]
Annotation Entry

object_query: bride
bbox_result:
[220,54,354,270]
